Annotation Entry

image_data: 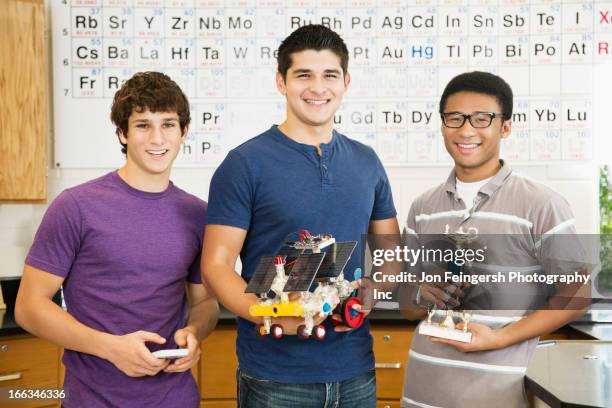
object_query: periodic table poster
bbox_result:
[52,0,611,168]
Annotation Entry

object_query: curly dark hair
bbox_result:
[110,72,190,154]
[277,24,349,80]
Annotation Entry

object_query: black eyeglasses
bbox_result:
[441,112,507,128]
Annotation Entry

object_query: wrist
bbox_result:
[490,328,508,350]
[96,332,118,361]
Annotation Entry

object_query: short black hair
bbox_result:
[277,24,349,80]
[439,71,513,119]
[110,71,190,155]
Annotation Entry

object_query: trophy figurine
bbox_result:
[441,309,456,329]
[418,226,478,343]
[419,305,473,343]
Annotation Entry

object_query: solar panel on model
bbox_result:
[282,253,326,292]
[316,241,358,279]
[244,256,277,294]
[276,246,304,274]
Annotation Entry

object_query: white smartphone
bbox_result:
[152,348,189,359]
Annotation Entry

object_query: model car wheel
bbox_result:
[341,297,365,328]
[313,324,326,340]
[271,324,283,339]
[297,325,310,339]
[257,325,268,336]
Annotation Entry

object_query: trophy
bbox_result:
[420,306,473,342]
[418,226,478,343]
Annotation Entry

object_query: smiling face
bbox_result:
[118,109,186,179]
[276,49,350,133]
[441,91,512,182]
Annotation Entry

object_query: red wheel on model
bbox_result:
[341,297,365,328]
[270,324,283,339]
[313,324,326,340]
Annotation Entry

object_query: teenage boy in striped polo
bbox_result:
[400,71,588,408]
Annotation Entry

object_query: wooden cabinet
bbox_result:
[0,335,60,408]
[376,401,401,408]
[372,325,414,400]
[0,0,47,202]
[199,324,237,404]
[200,401,237,408]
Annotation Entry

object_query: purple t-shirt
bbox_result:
[26,171,206,408]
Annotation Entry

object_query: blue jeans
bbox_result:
[237,369,376,408]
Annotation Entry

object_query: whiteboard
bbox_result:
[52,0,607,168]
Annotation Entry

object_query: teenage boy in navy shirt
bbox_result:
[202,25,399,407]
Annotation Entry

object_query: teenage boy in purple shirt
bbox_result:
[16,72,218,408]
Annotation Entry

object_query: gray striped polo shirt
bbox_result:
[401,160,581,408]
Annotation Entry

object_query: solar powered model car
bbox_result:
[245,230,365,340]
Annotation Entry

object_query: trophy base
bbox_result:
[419,322,473,343]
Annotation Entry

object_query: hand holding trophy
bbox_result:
[418,226,478,343]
